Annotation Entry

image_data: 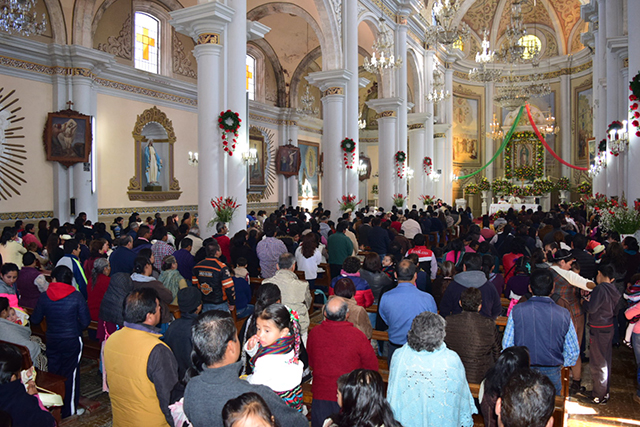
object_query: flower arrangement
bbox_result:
[209,196,240,226]
[492,178,513,196]
[478,177,491,192]
[555,177,571,191]
[533,178,554,195]
[423,157,433,175]
[514,165,536,181]
[395,151,406,178]
[504,131,544,180]
[465,183,480,195]
[419,195,436,205]
[341,138,356,169]
[337,194,362,212]
[576,181,592,195]
[597,199,640,234]
[512,186,531,198]
[218,110,241,156]
[392,193,406,208]
[583,193,615,210]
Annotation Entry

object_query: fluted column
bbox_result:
[344,0,359,198]
[367,98,403,210]
[307,70,351,219]
[628,0,640,200]
[171,2,234,236]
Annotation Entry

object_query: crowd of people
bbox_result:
[0,200,638,426]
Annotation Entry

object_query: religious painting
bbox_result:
[359,155,372,181]
[298,141,320,199]
[276,144,301,177]
[575,85,593,162]
[588,137,596,164]
[43,108,92,168]
[452,95,480,164]
[249,127,266,186]
[505,131,544,181]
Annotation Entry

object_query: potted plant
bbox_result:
[596,198,640,238]
[492,178,512,197]
[392,193,406,208]
[464,183,480,195]
[576,181,592,195]
[419,195,436,206]
[209,196,240,227]
[556,177,571,203]
[337,194,362,212]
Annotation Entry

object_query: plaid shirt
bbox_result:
[151,240,175,271]
[549,268,583,320]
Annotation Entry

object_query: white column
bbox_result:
[367,98,403,210]
[276,111,299,207]
[344,0,359,198]
[628,0,640,200]
[50,66,71,222]
[408,113,431,207]
[592,19,606,195]
[425,51,436,198]
[307,70,351,219]
[484,82,495,182]
[559,74,571,179]
[444,67,454,204]
[171,2,234,236]
[433,135,446,200]
[396,13,409,198]
[605,0,621,197]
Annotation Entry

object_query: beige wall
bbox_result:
[0,75,54,214]
[96,93,198,209]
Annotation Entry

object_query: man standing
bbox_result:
[368,216,390,257]
[109,236,137,275]
[356,216,372,249]
[56,239,88,299]
[192,240,235,312]
[173,237,195,284]
[307,297,378,427]
[256,223,288,279]
[379,259,437,363]
[151,226,175,271]
[104,288,178,426]
[502,269,579,394]
[327,221,354,278]
[213,222,232,264]
[183,311,307,427]
[400,211,422,240]
[439,253,502,320]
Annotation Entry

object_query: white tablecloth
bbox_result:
[489,203,539,215]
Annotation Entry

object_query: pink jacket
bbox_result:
[625,304,640,335]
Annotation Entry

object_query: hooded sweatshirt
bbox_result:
[583,281,622,327]
[439,270,502,319]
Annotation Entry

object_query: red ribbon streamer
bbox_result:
[525,103,589,171]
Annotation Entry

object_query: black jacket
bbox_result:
[572,249,597,281]
[368,226,390,255]
[99,272,133,325]
[584,281,622,327]
[439,271,502,319]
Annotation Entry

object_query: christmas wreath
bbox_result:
[423,156,433,175]
[341,138,356,169]
[395,151,406,178]
[218,110,241,156]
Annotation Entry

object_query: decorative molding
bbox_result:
[368,0,394,19]
[97,13,132,60]
[434,133,446,138]
[246,201,279,210]
[132,106,177,142]
[322,87,344,97]
[127,191,182,201]
[196,33,220,45]
[298,125,322,135]
[377,110,396,119]
[93,77,196,106]
[249,113,298,127]
[454,62,593,82]
[329,0,342,37]
[172,32,197,79]
[98,205,197,216]
[408,123,425,130]
[453,84,477,97]
[360,138,378,143]
[624,58,629,68]
[0,211,53,221]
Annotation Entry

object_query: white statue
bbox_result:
[144,139,163,185]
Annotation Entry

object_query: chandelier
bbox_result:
[499,0,540,64]
[424,0,470,48]
[363,18,402,74]
[0,0,46,36]
[469,30,502,83]
[487,113,504,140]
[589,153,605,177]
[540,110,558,135]
[494,71,530,110]
[426,68,450,104]
[526,64,551,98]
[296,84,319,118]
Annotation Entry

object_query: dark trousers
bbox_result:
[329,264,341,279]
[387,341,403,367]
[589,325,614,399]
[311,399,340,427]
[47,336,83,418]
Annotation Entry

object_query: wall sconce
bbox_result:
[431,169,442,182]
[188,151,199,166]
[608,120,629,154]
[242,148,258,166]
[357,159,368,176]
[406,167,415,180]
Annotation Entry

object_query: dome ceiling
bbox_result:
[425,0,587,56]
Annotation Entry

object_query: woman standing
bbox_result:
[158,254,188,304]
[87,258,111,322]
[295,233,324,289]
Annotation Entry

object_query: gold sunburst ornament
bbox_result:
[0,88,26,200]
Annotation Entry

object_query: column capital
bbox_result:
[49,44,115,76]
[366,97,403,114]
[306,69,353,93]
[170,2,234,43]
[247,20,270,41]
[408,112,432,129]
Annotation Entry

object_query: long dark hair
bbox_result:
[483,346,530,398]
[0,228,16,246]
[300,232,319,259]
[246,283,281,339]
[330,369,402,427]
[222,392,278,427]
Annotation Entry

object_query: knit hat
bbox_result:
[178,287,202,313]
[552,249,574,262]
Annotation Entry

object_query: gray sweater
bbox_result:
[184,361,307,427]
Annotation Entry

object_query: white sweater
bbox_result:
[244,344,303,392]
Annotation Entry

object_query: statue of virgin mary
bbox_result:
[144,139,163,185]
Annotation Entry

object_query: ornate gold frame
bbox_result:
[127,106,181,201]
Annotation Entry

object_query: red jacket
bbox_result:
[307,320,378,401]
[214,234,232,264]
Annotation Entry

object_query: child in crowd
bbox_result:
[381,255,397,282]
[235,257,250,282]
[624,274,640,347]
[222,392,278,427]
[0,263,19,307]
[245,304,304,412]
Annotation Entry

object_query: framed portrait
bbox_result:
[276,144,301,177]
[43,109,92,168]
[574,84,593,163]
[452,94,481,165]
[359,155,372,181]
[249,127,266,186]
[298,141,320,199]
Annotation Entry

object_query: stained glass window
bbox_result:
[246,55,256,100]
[135,12,159,73]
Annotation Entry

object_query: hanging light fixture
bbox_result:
[358,112,367,130]
[494,70,530,110]
[424,0,470,48]
[469,29,502,83]
[499,0,540,64]
[426,68,451,104]
[487,113,504,140]
[0,0,46,37]
[363,17,402,74]
[540,110,558,135]
[296,84,319,118]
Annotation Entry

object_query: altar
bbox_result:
[489,203,539,215]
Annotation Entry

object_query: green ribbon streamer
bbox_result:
[456,104,525,180]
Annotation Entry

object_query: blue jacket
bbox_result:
[512,297,572,366]
[109,245,137,275]
[233,277,252,311]
[31,283,91,340]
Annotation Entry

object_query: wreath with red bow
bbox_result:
[218,110,241,156]
[341,138,356,169]
[395,151,406,178]
[423,157,433,175]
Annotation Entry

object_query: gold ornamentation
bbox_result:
[127,191,182,201]
[377,111,396,119]
[172,32,197,79]
[322,87,344,97]
[408,124,425,130]
[132,107,177,142]
[0,211,54,220]
[197,33,220,45]
[97,14,132,60]
[434,133,446,138]
[98,205,197,216]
